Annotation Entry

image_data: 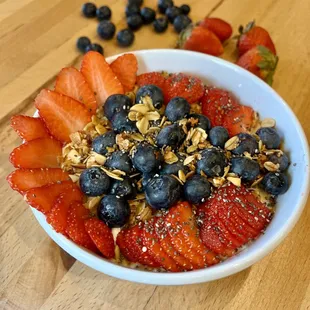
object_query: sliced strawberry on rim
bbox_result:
[136,72,166,90]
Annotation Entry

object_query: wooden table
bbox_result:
[1,0,310,309]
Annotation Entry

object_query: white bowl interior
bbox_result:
[31,49,310,285]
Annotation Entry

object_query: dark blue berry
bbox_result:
[165,6,182,23]
[156,123,185,149]
[188,113,211,133]
[125,4,140,17]
[79,167,110,196]
[97,21,116,40]
[132,142,163,174]
[96,6,112,21]
[145,175,182,209]
[256,127,281,149]
[128,0,143,6]
[197,148,226,177]
[76,36,91,53]
[92,131,116,155]
[117,29,135,47]
[104,94,132,121]
[184,175,211,204]
[161,154,189,176]
[127,14,143,31]
[153,17,169,33]
[111,110,137,133]
[82,2,97,18]
[109,178,137,199]
[231,157,260,182]
[141,7,156,24]
[136,85,164,109]
[165,97,190,122]
[261,172,289,196]
[268,153,290,171]
[142,172,156,189]
[173,14,191,33]
[209,126,229,148]
[180,4,190,15]
[232,133,258,156]
[98,195,130,227]
[84,43,104,55]
[158,0,174,14]
[105,151,133,174]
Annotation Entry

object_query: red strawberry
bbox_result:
[85,218,115,258]
[81,51,124,106]
[66,202,97,252]
[236,45,278,85]
[55,67,98,114]
[178,25,224,56]
[9,137,62,169]
[199,17,233,42]
[237,21,277,56]
[136,72,166,90]
[110,53,138,93]
[222,105,254,136]
[201,87,241,127]
[7,168,70,194]
[10,115,50,141]
[35,89,92,143]
[164,73,205,104]
[24,180,74,214]
[46,187,83,235]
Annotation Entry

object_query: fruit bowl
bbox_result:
[31,49,309,285]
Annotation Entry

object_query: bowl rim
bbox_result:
[31,49,310,285]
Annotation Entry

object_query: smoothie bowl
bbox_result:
[7,49,309,285]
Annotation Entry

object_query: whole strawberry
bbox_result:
[236,45,279,85]
[237,21,276,56]
[177,25,224,56]
[199,17,233,42]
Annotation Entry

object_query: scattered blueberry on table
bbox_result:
[127,14,144,31]
[117,29,135,47]
[84,43,104,54]
[153,17,169,33]
[96,5,112,21]
[82,2,97,18]
[97,21,116,40]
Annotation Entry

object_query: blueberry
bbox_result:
[256,127,281,149]
[109,178,137,199]
[180,4,190,15]
[132,142,163,174]
[161,154,189,176]
[268,153,290,171]
[136,85,164,109]
[232,133,258,156]
[96,6,112,21]
[165,6,182,23]
[231,157,260,182]
[111,110,137,133]
[127,14,143,31]
[97,21,116,40]
[142,172,156,189]
[104,94,132,121]
[79,167,110,196]
[98,195,130,227]
[76,36,91,53]
[261,172,289,196]
[82,2,97,18]
[165,97,190,122]
[197,148,226,177]
[128,0,143,6]
[92,131,116,155]
[117,29,135,47]
[156,123,185,148]
[85,43,104,55]
[141,7,156,24]
[188,113,211,133]
[105,151,133,174]
[184,175,211,204]
[173,15,191,33]
[209,126,229,148]
[153,17,169,33]
[158,0,174,14]
[125,4,140,17]
[145,175,182,209]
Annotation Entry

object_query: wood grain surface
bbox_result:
[0,0,309,309]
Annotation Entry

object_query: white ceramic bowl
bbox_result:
[31,49,310,285]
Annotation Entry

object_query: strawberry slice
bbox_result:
[55,67,98,114]
[46,187,83,235]
[35,89,92,143]
[10,115,50,141]
[136,72,166,90]
[164,73,205,104]
[85,218,115,258]
[110,53,138,93]
[24,180,74,214]
[66,202,97,252]
[81,51,124,106]
[9,137,62,169]
[7,168,70,194]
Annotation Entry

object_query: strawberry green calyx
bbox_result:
[176,24,194,48]
[257,45,279,85]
